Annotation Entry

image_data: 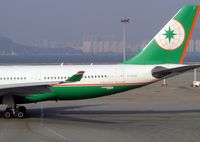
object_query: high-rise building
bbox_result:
[82,35,133,54]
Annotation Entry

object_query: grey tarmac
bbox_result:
[0,71,200,142]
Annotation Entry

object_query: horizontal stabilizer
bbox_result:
[152,65,200,79]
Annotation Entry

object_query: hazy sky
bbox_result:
[0,0,199,44]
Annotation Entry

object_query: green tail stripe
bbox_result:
[123,5,200,65]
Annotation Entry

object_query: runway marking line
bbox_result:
[44,126,71,141]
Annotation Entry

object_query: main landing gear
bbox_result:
[4,106,27,119]
[2,95,27,119]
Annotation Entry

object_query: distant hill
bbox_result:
[0,37,82,55]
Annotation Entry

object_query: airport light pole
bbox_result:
[194,69,197,81]
[121,18,130,61]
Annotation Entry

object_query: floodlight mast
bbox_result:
[121,18,130,61]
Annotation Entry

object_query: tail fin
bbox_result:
[124,6,200,64]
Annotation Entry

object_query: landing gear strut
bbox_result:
[2,95,27,119]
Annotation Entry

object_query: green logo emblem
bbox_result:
[163,26,176,43]
[155,19,185,50]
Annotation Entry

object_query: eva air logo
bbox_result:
[155,19,185,50]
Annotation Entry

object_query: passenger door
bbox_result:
[116,69,125,83]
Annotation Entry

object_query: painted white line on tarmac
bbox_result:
[44,126,71,141]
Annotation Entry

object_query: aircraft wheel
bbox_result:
[16,106,26,118]
[16,111,25,119]
[4,108,13,118]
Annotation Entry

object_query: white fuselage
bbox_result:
[0,64,183,87]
